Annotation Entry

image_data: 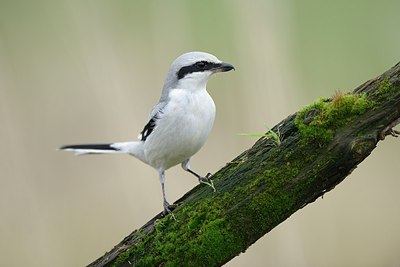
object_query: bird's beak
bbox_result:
[214,62,235,73]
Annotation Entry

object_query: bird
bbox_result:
[60,51,235,215]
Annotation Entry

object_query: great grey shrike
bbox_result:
[61,51,235,214]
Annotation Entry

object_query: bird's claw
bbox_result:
[198,172,212,182]
[163,202,178,221]
[199,173,216,192]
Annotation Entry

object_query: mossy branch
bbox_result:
[88,62,400,267]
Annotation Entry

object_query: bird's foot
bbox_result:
[198,172,212,182]
[163,201,178,221]
[199,173,216,192]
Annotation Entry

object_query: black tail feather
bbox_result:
[60,144,116,150]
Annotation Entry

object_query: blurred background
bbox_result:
[1,1,399,266]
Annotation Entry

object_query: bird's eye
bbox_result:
[195,61,207,69]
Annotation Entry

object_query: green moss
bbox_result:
[225,149,310,234]
[186,218,242,265]
[374,78,399,103]
[294,93,372,145]
[112,248,134,267]
[110,193,244,266]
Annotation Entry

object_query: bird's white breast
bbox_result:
[144,88,216,170]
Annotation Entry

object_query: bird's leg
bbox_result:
[181,159,215,192]
[181,159,211,181]
[159,170,177,221]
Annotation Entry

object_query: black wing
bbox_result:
[140,114,159,141]
[140,100,166,142]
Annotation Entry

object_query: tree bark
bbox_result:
[88,62,400,267]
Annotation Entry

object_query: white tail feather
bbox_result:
[62,148,124,156]
[61,142,147,164]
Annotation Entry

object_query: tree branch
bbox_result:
[88,62,400,267]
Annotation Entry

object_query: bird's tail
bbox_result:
[60,144,122,155]
[60,141,146,163]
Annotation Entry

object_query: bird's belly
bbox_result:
[144,90,216,170]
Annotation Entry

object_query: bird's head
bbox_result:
[162,52,235,92]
